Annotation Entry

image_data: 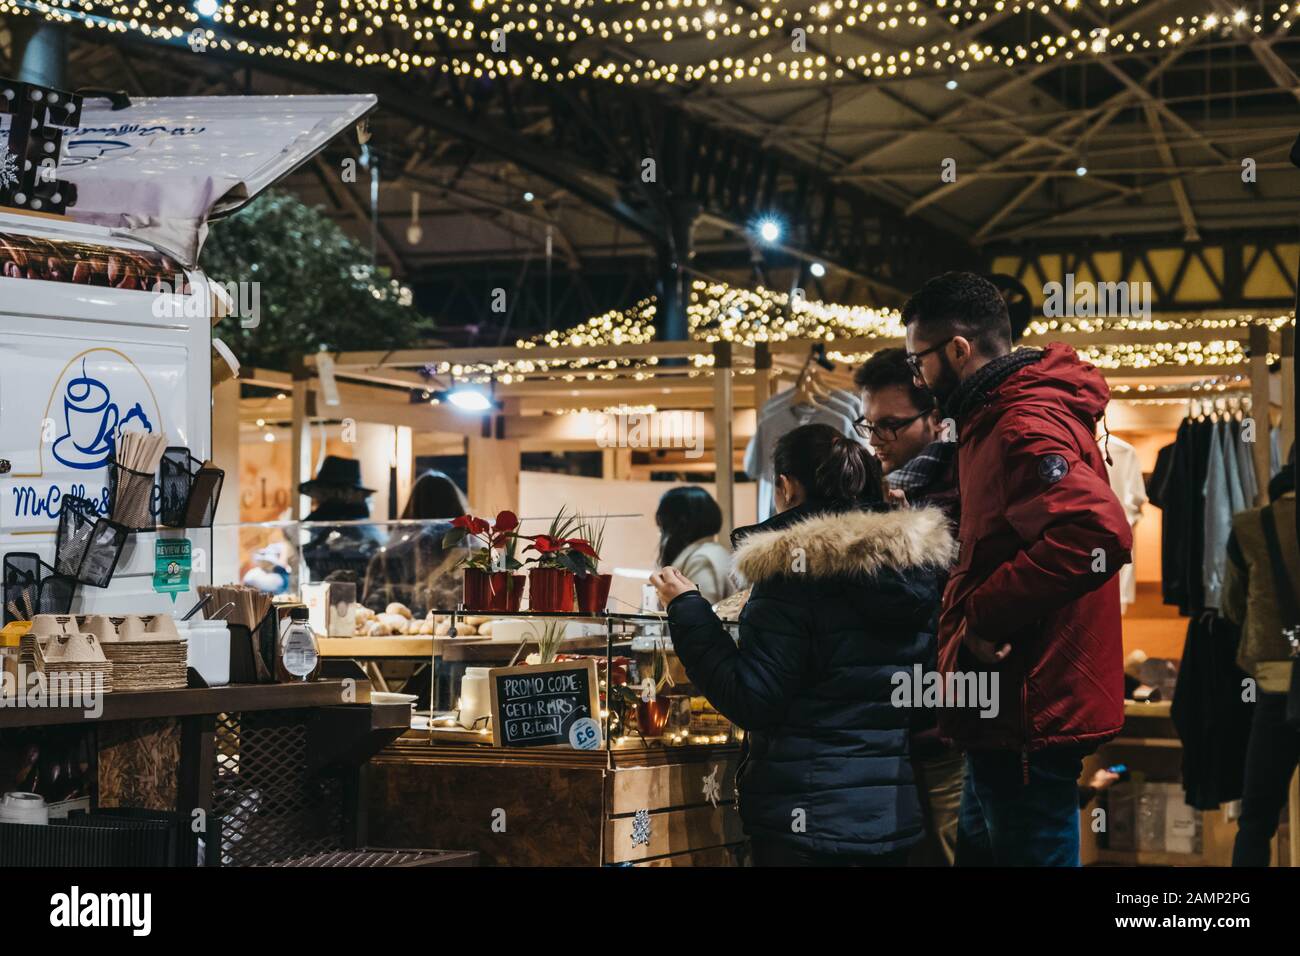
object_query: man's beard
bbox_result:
[927,351,962,406]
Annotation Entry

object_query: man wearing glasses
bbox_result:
[853,348,957,520]
[901,271,1132,867]
[855,347,963,867]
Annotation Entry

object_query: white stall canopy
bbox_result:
[59,93,377,266]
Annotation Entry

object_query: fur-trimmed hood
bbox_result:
[732,506,956,586]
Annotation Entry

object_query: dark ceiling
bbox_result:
[1,1,1296,341]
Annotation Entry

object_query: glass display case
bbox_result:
[208,514,741,756]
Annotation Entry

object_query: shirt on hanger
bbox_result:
[1233,419,1258,507]
[1222,419,1246,516]
[1202,420,1232,610]
[745,387,862,521]
[1102,435,1146,611]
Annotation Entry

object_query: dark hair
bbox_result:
[853,347,935,412]
[773,423,884,509]
[656,486,723,566]
[902,271,1012,356]
[402,470,469,521]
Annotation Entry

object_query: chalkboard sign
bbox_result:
[488,659,602,749]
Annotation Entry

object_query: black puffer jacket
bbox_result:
[667,502,955,859]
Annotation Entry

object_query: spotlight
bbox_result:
[195,0,220,17]
[945,78,959,90]
[757,218,782,244]
[523,191,535,202]
[809,262,826,278]
[1075,163,1088,177]
[446,387,493,412]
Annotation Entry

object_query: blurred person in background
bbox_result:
[655,486,734,605]
[364,469,472,615]
[1221,451,1298,866]
[299,455,386,583]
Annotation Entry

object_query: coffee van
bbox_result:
[0,88,375,616]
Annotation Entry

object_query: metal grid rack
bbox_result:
[209,709,346,867]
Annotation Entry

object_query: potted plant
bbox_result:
[634,639,675,737]
[572,513,612,613]
[521,507,596,613]
[529,620,566,665]
[442,510,525,611]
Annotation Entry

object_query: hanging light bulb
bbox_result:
[406,192,423,245]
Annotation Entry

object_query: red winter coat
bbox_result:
[937,344,1132,753]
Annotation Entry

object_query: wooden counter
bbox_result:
[366,737,747,866]
[0,679,381,728]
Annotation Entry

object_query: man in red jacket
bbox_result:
[902,272,1132,866]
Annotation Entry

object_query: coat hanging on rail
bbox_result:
[744,345,864,522]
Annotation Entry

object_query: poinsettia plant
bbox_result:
[521,506,599,574]
[442,510,522,572]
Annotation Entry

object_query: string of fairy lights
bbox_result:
[421,280,1290,389]
[5,0,1294,84]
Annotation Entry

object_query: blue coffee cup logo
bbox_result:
[52,360,120,470]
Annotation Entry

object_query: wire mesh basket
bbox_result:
[55,496,128,588]
[159,446,224,529]
[108,450,158,531]
[2,553,76,624]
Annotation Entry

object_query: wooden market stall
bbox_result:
[256,300,1294,868]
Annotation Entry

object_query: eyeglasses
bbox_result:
[854,409,930,442]
[904,336,955,376]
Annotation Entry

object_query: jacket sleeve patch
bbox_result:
[1037,453,1070,484]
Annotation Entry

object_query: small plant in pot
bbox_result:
[442,511,525,611]
[613,640,675,738]
[521,507,596,613]
[572,514,612,613]
[635,639,676,737]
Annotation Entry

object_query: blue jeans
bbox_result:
[955,755,993,866]
[964,748,1084,867]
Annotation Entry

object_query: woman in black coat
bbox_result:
[651,423,955,866]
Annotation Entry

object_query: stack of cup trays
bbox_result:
[91,614,188,691]
[21,615,115,695]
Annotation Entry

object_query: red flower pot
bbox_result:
[636,697,671,737]
[465,572,499,608]
[463,570,525,611]
[574,573,612,613]
[528,568,575,612]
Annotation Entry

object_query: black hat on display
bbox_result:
[299,455,375,499]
